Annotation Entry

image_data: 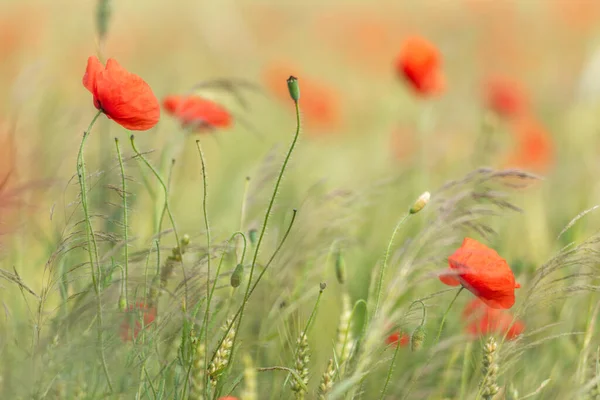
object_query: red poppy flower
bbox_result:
[439,238,520,309]
[395,36,445,96]
[505,117,554,174]
[83,56,160,131]
[263,64,342,134]
[386,331,410,348]
[217,398,239,400]
[120,302,156,342]
[483,75,529,119]
[163,95,233,131]
[462,298,525,340]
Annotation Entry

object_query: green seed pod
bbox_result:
[181,234,190,247]
[287,76,300,102]
[248,229,258,246]
[231,264,244,288]
[411,325,426,352]
[335,249,346,284]
[118,295,127,312]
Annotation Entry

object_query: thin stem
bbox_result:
[76,110,113,391]
[130,136,187,304]
[434,287,464,345]
[374,213,410,318]
[115,138,129,308]
[232,100,301,363]
[380,332,402,400]
[195,139,212,378]
[213,209,297,366]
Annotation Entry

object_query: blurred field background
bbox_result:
[2,0,600,399]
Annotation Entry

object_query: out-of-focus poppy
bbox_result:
[395,36,445,96]
[390,126,417,162]
[505,117,554,174]
[483,75,529,119]
[83,56,160,131]
[120,302,156,342]
[462,298,525,340]
[386,331,410,348]
[163,95,233,132]
[263,64,342,134]
[552,0,600,33]
[439,238,520,309]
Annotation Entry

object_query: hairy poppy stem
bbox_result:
[435,287,464,345]
[76,109,113,392]
[114,138,129,309]
[129,136,188,314]
[194,139,212,380]
[374,213,410,318]
[209,91,302,393]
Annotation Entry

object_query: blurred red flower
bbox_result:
[163,95,233,132]
[439,238,520,309]
[263,64,342,134]
[395,36,445,96]
[484,75,529,119]
[120,302,156,342]
[217,398,239,400]
[505,117,554,174]
[83,56,160,131]
[463,298,525,340]
[386,331,410,348]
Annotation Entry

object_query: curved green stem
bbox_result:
[130,136,187,303]
[114,138,129,308]
[434,287,464,345]
[213,209,297,367]
[231,100,302,362]
[374,213,410,318]
[380,330,402,400]
[76,110,113,391]
[195,139,212,378]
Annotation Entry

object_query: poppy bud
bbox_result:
[248,229,258,246]
[287,76,300,103]
[410,326,426,352]
[335,249,346,284]
[118,295,126,312]
[181,234,190,247]
[231,264,244,288]
[320,282,327,291]
[409,191,431,214]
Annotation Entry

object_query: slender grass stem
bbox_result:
[434,287,464,345]
[230,100,302,366]
[374,213,409,319]
[114,138,129,308]
[130,135,187,304]
[76,109,113,392]
[194,139,212,381]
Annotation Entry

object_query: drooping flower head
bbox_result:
[120,302,156,342]
[395,36,445,96]
[83,56,160,131]
[483,75,529,119]
[386,331,410,348]
[163,95,233,132]
[439,238,520,309]
[462,298,525,340]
